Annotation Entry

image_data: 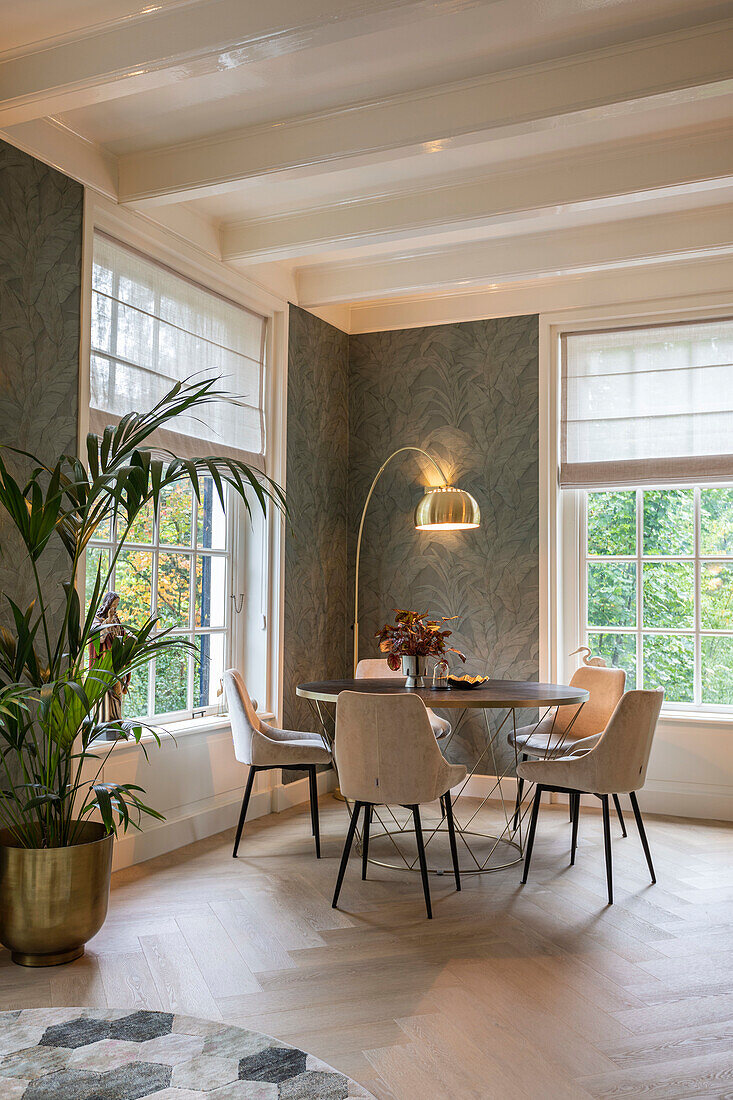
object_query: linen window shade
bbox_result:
[91,234,267,470]
[561,319,733,488]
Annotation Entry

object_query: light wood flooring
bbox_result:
[2,794,733,1099]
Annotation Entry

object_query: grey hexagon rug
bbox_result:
[0,1009,376,1099]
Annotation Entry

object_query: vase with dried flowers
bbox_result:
[375,609,465,687]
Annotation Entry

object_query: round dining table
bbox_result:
[296,677,588,875]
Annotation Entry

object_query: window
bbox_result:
[87,233,268,721]
[86,478,230,720]
[583,486,733,708]
[560,317,733,714]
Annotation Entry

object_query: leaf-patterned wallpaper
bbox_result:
[348,316,539,771]
[0,139,82,631]
[282,305,350,755]
[285,310,539,774]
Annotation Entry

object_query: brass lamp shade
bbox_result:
[414,486,481,530]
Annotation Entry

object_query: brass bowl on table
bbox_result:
[447,674,490,689]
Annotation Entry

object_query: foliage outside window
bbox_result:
[86,476,230,721]
[583,486,733,709]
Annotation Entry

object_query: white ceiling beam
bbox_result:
[0,118,117,197]
[118,18,733,206]
[296,203,733,305]
[0,0,446,126]
[221,127,733,264]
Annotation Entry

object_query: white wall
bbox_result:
[101,721,334,872]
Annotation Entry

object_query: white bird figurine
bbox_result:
[570,645,607,667]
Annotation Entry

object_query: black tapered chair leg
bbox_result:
[512,754,527,830]
[412,805,432,919]
[361,802,371,880]
[233,767,257,858]
[629,791,656,884]
[601,794,613,904]
[444,791,461,891]
[521,786,543,884]
[308,766,321,858]
[332,800,362,909]
[612,793,627,838]
[439,795,446,821]
[570,791,580,865]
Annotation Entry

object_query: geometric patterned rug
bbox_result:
[0,1009,377,1099]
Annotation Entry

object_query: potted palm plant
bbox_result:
[0,379,284,966]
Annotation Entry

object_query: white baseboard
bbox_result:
[112,767,335,871]
[460,773,733,823]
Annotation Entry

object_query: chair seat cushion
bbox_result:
[508,722,601,759]
[430,713,451,740]
[251,724,332,767]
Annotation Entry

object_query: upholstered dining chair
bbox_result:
[224,669,331,859]
[517,688,663,904]
[355,658,451,740]
[509,663,626,831]
[332,691,466,918]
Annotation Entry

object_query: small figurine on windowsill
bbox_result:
[89,591,131,739]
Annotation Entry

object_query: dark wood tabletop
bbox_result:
[296,677,588,709]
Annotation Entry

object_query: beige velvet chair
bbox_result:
[509,663,626,831]
[224,669,331,859]
[517,688,663,904]
[332,691,467,918]
[355,658,451,740]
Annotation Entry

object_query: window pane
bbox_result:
[196,554,227,629]
[85,547,109,613]
[194,632,225,709]
[701,563,733,630]
[643,634,694,702]
[587,632,637,688]
[123,663,150,719]
[197,477,227,550]
[701,488,733,556]
[115,549,153,627]
[159,483,193,547]
[587,491,635,556]
[702,636,733,705]
[587,562,636,628]
[643,562,694,628]
[93,515,111,541]
[154,644,190,715]
[125,501,154,545]
[157,552,191,629]
[643,488,693,556]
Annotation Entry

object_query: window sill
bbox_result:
[104,711,276,752]
[659,709,733,728]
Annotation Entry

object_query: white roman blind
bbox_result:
[91,234,267,469]
[561,318,733,488]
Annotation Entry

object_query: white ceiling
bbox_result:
[2,0,733,315]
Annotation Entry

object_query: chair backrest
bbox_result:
[335,691,449,805]
[556,664,626,741]
[223,668,261,765]
[584,688,664,793]
[355,658,402,680]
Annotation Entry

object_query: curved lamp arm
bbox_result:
[353,447,448,675]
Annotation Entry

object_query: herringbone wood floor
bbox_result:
[2,794,733,1099]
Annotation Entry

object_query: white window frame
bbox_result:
[86,484,234,724]
[540,298,733,725]
[577,483,733,715]
[79,192,289,726]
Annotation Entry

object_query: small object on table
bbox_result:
[447,674,490,689]
[432,658,450,690]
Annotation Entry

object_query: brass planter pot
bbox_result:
[0,821,113,967]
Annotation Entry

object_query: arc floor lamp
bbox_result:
[352,446,480,674]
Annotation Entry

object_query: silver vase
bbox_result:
[401,655,427,688]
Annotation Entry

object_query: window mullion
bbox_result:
[694,485,702,706]
[637,488,643,690]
